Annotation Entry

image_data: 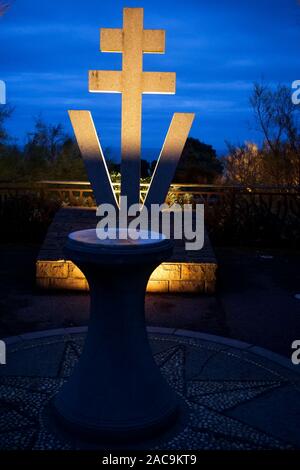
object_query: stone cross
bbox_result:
[90,7,176,207]
[69,7,194,210]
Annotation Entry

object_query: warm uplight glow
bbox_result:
[36,260,217,294]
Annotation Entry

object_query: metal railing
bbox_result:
[0,180,299,207]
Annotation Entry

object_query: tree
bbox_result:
[250,82,300,185]
[25,116,66,163]
[150,159,157,176]
[223,142,263,185]
[140,159,150,178]
[0,104,13,146]
[174,137,223,183]
[24,117,67,180]
[52,137,86,180]
[0,106,25,182]
[224,83,300,186]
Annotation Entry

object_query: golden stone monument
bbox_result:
[69,7,194,210]
[53,7,197,439]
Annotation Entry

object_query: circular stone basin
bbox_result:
[66,229,172,258]
[68,228,168,249]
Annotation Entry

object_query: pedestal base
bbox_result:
[54,229,179,440]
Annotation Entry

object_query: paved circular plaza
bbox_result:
[0,327,300,450]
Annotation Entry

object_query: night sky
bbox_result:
[1,0,300,159]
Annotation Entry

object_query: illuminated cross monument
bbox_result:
[54,8,195,441]
[69,7,194,210]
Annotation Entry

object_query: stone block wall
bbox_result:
[36,207,218,295]
[36,259,217,294]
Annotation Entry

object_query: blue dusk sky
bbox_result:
[1,0,300,159]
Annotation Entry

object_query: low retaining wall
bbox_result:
[36,207,217,294]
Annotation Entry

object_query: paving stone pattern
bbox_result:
[1,328,299,450]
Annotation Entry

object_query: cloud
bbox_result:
[143,96,237,112]
[1,23,95,40]
[226,59,257,68]
[4,72,86,93]
[177,80,253,91]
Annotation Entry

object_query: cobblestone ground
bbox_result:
[0,328,300,450]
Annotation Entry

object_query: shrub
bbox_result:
[0,193,60,243]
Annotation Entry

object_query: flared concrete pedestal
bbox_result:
[54,229,179,440]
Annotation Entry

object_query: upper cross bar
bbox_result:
[100,27,166,54]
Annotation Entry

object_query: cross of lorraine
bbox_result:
[69,7,195,211]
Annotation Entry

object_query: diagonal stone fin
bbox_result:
[68,111,118,208]
[143,112,195,208]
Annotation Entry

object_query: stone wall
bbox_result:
[36,260,217,294]
[36,207,218,294]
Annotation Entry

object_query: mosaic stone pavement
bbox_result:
[0,330,300,450]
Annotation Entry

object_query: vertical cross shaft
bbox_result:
[121,8,143,206]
